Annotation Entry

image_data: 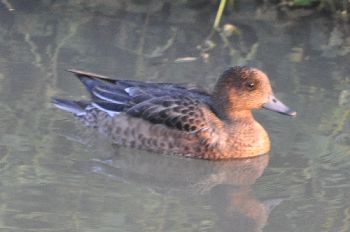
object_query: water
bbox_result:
[0,1,350,231]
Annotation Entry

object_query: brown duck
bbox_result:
[52,66,296,160]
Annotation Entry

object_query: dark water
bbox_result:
[0,1,350,231]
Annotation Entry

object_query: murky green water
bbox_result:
[0,1,350,231]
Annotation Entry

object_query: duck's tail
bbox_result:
[67,69,117,84]
[51,98,89,116]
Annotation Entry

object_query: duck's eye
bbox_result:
[246,81,256,91]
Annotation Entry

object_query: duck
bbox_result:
[52,66,296,160]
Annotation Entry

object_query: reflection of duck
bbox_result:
[74,151,282,232]
[53,66,295,159]
[210,185,284,232]
[75,149,269,191]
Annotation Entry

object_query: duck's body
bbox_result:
[52,67,295,160]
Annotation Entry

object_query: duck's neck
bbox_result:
[223,109,255,124]
[211,92,255,123]
[234,110,254,119]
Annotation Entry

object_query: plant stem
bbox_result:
[213,0,227,30]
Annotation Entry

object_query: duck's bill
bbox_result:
[263,95,297,117]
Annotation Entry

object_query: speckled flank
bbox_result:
[52,66,295,159]
[78,108,270,160]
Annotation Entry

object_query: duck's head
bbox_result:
[213,66,296,118]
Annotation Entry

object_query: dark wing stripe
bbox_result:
[92,88,130,104]
[94,84,128,94]
[92,101,127,113]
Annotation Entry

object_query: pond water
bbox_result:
[0,0,350,231]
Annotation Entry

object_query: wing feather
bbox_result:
[127,96,208,132]
[67,70,215,132]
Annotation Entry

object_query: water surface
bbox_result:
[0,1,350,231]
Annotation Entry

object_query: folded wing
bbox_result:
[60,70,216,132]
